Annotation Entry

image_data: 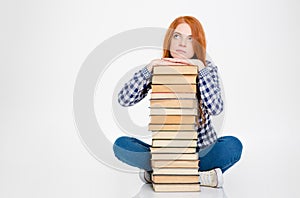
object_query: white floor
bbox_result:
[132,184,227,198]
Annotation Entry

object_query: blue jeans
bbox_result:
[113,136,242,173]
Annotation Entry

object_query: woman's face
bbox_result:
[169,23,195,59]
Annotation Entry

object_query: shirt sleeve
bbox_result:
[198,60,224,115]
[118,66,152,107]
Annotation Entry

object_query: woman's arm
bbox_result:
[198,60,224,115]
[118,58,183,107]
[118,66,152,107]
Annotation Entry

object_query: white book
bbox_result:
[151,153,198,160]
[150,147,197,154]
[150,108,198,116]
[152,139,197,147]
[152,183,200,192]
[152,167,199,175]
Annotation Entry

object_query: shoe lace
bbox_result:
[199,170,215,186]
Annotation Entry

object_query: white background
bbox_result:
[1,0,300,197]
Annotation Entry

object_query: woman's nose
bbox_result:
[179,38,187,47]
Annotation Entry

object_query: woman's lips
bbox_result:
[176,49,186,53]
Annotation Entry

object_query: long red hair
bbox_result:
[162,16,207,66]
[162,16,207,126]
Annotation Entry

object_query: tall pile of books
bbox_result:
[149,64,200,192]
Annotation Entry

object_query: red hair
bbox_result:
[163,16,207,126]
[163,16,207,66]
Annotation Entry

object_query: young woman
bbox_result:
[113,16,243,188]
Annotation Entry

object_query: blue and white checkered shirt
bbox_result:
[118,60,224,150]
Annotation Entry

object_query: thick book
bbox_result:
[150,115,197,124]
[151,84,197,93]
[151,92,196,99]
[150,108,198,116]
[152,175,199,184]
[152,131,198,140]
[153,65,198,74]
[151,153,198,160]
[151,160,199,168]
[152,167,199,175]
[150,147,197,154]
[150,99,198,108]
[152,74,197,85]
[152,183,200,192]
[152,139,197,147]
[153,65,198,75]
[149,124,196,131]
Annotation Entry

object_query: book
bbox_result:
[151,92,196,99]
[151,153,198,160]
[151,84,197,93]
[150,108,198,116]
[148,124,196,131]
[150,115,197,124]
[152,175,199,184]
[152,74,197,85]
[152,183,200,192]
[152,139,197,147]
[152,168,199,175]
[150,147,197,154]
[153,65,198,75]
[152,131,198,140]
[150,99,198,108]
[151,160,199,168]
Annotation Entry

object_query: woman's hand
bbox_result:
[146,58,184,73]
[162,58,205,71]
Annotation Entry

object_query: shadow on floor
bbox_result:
[132,183,228,198]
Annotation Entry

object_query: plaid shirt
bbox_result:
[118,60,224,150]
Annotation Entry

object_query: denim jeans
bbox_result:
[113,136,242,173]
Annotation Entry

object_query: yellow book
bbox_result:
[151,160,199,168]
[152,175,199,184]
[150,99,198,108]
[151,84,197,93]
[153,65,198,75]
[152,131,197,140]
[152,74,197,85]
[149,124,196,131]
[150,108,198,116]
[150,115,197,124]
[151,92,196,99]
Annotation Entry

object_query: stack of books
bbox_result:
[149,64,200,192]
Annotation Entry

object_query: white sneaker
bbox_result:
[139,169,152,183]
[199,168,223,188]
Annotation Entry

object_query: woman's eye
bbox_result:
[173,34,180,39]
[187,37,193,41]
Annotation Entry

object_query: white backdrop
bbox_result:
[1,0,300,197]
